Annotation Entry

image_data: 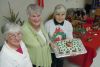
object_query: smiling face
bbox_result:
[6,32,22,49]
[53,4,66,23]
[28,12,41,28]
[54,12,66,23]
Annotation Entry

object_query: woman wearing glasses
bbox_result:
[0,22,32,67]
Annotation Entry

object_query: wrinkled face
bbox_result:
[6,32,22,49]
[29,13,41,27]
[54,12,66,23]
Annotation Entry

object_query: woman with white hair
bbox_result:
[45,4,73,67]
[22,4,52,67]
[0,22,32,67]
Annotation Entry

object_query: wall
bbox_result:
[0,0,85,44]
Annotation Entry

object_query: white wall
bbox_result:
[0,0,85,44]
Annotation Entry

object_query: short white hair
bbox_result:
[1,22,21,39]
[26,4,42,16]
[53,4,66,15]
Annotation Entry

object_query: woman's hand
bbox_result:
[49,42,59,49]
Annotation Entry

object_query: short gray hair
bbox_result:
[26,4,42,16]
[53,4,66,15]
[1,22,21,39]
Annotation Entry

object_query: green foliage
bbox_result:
[3,2,24,26]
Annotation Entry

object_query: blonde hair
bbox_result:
[27,4,42,16]
[53,4,66,15]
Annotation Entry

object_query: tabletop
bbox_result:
[66,24,100,67]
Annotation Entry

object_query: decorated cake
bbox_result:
[53,38,87,58]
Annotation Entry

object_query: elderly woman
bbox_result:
[22,4,52,67]
[45,4,73,67]
[0,22,32,67]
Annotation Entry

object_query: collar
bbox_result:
[16,47,23,54]
[54,19,64,26]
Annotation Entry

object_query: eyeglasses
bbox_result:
[7,32,22,39]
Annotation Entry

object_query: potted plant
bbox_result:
[3,2,24,26]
